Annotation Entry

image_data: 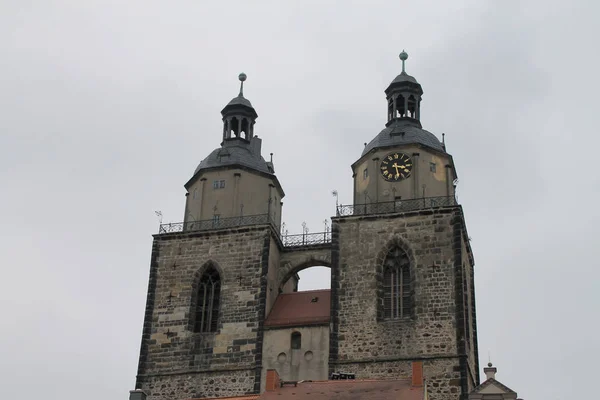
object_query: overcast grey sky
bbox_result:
[1,1,599,399]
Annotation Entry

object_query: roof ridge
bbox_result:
[471,377,516,394]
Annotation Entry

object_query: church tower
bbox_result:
[132,54,480,400]
[134,75,290,399]
[183,73,284,228]
[330,51,479,399]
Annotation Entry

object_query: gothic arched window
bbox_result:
[383,247,411,319]
[194,266,221,333]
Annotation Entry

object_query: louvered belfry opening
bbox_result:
[194,267,221,333]
[383,247,411,319]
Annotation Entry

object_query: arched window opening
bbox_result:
[240,118,249,139]
[223,119,229,139]
[291,332,301,349]
[383,247,411,319]
[288,266,331,292]
[229,117,240,138]
[388,97,395,120]
[395,94,406,118]
[194,266,221,333]
[408,95,417,118]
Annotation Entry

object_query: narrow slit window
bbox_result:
[291,332,301,349]
[430,162,437,172]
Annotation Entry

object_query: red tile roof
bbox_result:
[264,289,330,328]
[261,379,424,400]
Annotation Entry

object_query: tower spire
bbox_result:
[385,50,423,125]
[221,72,257,142]
[238,72,247,96]
[399,50,408,73]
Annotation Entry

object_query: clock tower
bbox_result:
[352,50,456,208]
[331,51,479,399]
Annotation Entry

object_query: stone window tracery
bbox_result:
[383,247,411,319]
[194,267,221,333]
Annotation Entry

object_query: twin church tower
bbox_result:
[133,52,479,400]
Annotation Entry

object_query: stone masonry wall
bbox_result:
[462,235,479,391]
[336,358,464,398]
[331,207,476,400]
[135,226,273,400]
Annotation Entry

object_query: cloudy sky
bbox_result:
[1,1,598,399]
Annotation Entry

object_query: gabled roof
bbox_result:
[264,290,330,328]
[261,379,424,400]
[471,378,516,395]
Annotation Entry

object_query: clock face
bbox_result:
[380,152,413,181]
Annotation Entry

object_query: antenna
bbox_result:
[154,211,163,224]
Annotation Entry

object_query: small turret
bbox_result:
[221,73,258,142]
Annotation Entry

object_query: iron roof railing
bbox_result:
[336,195,457,217]
[158,213,275,234]
[281,231,332,248]
[158,214,332,248]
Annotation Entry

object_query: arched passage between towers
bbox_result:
[278,247,332,291]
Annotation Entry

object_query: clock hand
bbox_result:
[392,163,401,175]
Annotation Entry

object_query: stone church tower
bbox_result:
[133,53,479,400]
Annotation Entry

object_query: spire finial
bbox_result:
[399,50,408,73]
[238,72,247,96]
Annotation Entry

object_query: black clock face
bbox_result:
[380,152,413,181]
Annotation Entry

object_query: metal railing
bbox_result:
[336,196,457,217]
[281,231,332,247]
[158,214,275,234]
[158,214,332,247]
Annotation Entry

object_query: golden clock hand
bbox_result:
[392,163,401,175]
